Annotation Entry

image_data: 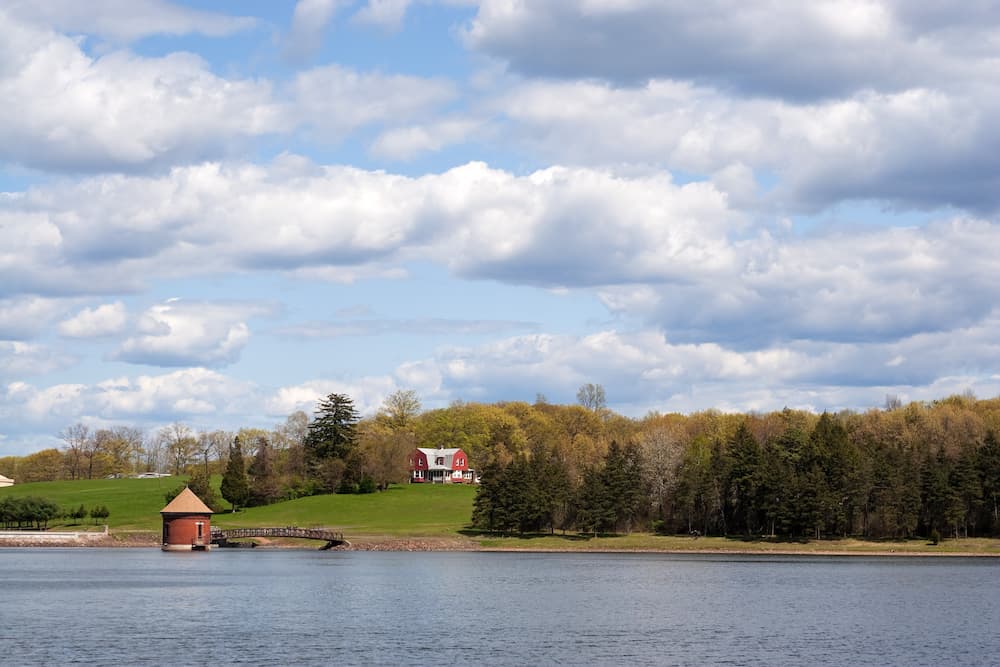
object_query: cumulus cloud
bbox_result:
[4,159,1000,350]
[465,1,1000,100]
[58,302,127,338]
[0,11,283,172]
[1,367,258,433]
[394,322,1000,415]
[265,377,399,417]
[491,79,1000,212]
[0,341,75,379]
[0,160,735,293]
[114,299,275,367]
[0,12,458,172]
[598,217,1000,346]
[370,117,483,160]
[0,296,71,340]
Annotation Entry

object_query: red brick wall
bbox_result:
[163,514,212,547]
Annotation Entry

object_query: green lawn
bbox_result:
[214,483,477,536]
[0,478,477,536]
[0,476,189,531]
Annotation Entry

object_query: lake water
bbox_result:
[1,549,998,666]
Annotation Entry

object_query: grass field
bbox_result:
[2,478,999,554]
[0,476,193,531]
[0,477,478,536]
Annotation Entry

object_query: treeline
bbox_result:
[471,396,1000,540]
[7,390,1000,539]
[0,497,110,530]
[0,496,62,530]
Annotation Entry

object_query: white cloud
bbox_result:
[0,341,75,378]
[284,0,348,62]
[114,300,274,367]
[0,367,257,432]
[4,159,1000,350]
[393,322,1000,415]
[370,117,483,160]
[58,302,127,338]
[4,0,255,42]
[291,64,458,141]
[0,12,283,172]
[465,1,1000,100]
[265,377,398,417]
[491,78,1000,212]
[353,0,413,31]
[0,296,71,340]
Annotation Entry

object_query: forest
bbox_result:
[3,388,1000,540]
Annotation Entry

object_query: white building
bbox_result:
[0,474,14,487]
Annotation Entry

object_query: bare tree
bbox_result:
[639,425,685,521]
[111,426,145,475]
[59,423,90,480]
[378,390,422,429]
[158,423,199,476]
[576,383,607,412]
[199,430,233,472]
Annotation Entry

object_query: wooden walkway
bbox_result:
[211,527,347,550]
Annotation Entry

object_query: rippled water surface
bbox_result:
[1,549,998,666]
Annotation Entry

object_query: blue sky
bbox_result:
[2,0,1000,455]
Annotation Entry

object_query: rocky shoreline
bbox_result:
[3,531,999,556]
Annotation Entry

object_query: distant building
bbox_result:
[409,447,476,484]
[160,487,213,551]
[0,474,13,487]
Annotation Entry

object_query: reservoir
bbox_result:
[2,549,998,666]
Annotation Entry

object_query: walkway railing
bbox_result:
[211,527,346,549]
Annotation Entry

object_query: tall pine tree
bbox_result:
[220,437,250,512]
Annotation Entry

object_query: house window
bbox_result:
[414,470,424,479]
[436,457,444,465]
[457,458,464,466]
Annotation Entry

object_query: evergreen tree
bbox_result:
[304,393,361,493]
[575,465,613,535]
[220,437,250,512]
[248,438,280,506]
[603,441,644,534]
[979,431,1000,534]
[951,443,982,537]
[304,393,359,462]
[726,421,760,535]
[472,458,506,534]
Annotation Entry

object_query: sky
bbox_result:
[2,0,1000,455]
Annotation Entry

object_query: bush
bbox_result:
[90,505,110,523]
[358,476,377,494]
[930,529,940,545]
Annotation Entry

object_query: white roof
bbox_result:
[0,474,13,484]
[417,448,463,471]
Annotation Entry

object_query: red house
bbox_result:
[409,447,476,484]
[160,486,213,551]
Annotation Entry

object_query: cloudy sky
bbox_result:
[2,0,999,455]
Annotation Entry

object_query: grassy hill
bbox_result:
[3,479,1000,554]
[0,477,476,536]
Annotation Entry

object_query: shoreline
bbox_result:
[4,532,999,556]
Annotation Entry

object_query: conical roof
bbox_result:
[160,486,213,514]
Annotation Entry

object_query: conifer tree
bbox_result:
[220,437,250,512]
